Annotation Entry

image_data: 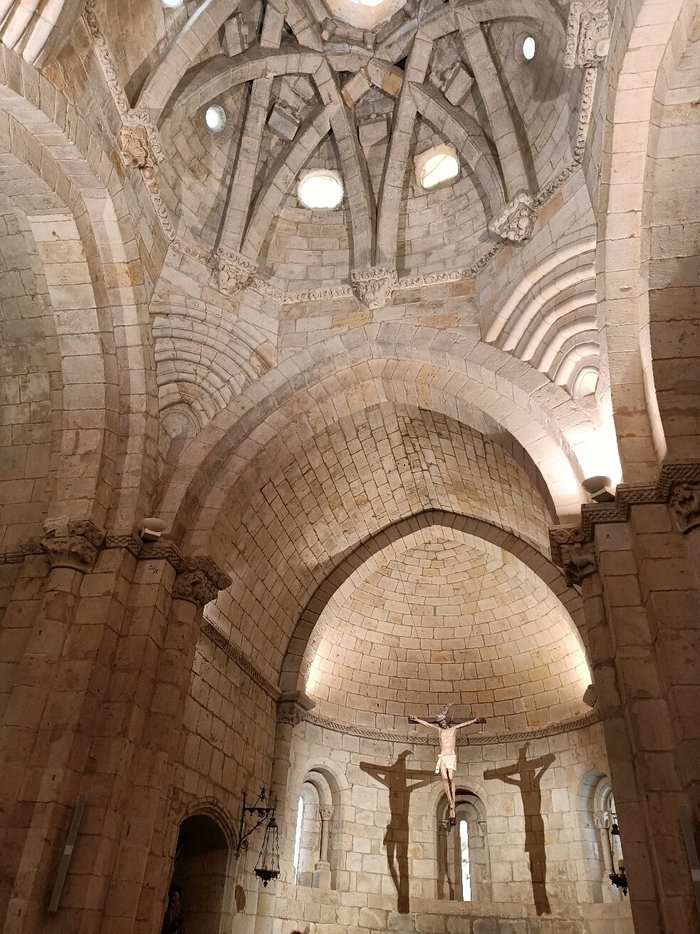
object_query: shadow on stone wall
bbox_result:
[360,751,436,913]
[484,743,556,915]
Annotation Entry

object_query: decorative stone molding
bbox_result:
[488,192,538,243]
[351,266,398,309]
[573,66,598,163]
[305,710,598,745]
[216,248,258,294]
[40,519,106,572]
[670,481,700,534]
[549,526,597,586]
[277,690,316,726]
[173,557,232,607]
[564,0,610,69]
[548,465,700,572]
[202,622,280,699]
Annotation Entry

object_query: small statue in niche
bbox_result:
[408,703,486,825]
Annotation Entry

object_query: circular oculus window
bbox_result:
[522,36,536,60]
[298,171,344,209]
[419,151,459,190]
[205,104,226,133]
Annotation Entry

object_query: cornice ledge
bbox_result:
[550,463,700,568]
[304,710,598,744]
[201,622,281,700]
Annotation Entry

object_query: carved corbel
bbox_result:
[119,113,165,170]
[350,266,398,309]
[549,526,597,586]
[40,518,106,572]
[564,0,610,69]
[276,690,315,727]
[119,124,155,170]
[173,557,232,607]
[670,481,700,534]
[488,192,538,243]
[216,248,258,294]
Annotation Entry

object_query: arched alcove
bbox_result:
[437,790,491,902]
[165,814,230,934]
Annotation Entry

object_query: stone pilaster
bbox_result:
[270,691,315,881]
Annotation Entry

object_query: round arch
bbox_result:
[279,508,586,695]
[0,85,157,532]
[158,329,595,549]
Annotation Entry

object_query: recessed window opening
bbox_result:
[459,819,471,901]
[298,170,344,209]
[416,146,459,190]
[205,105,226,133]
[292,794,305,883]
[522,36,536,60]
[350,0,384,6]
[162,0,184,7]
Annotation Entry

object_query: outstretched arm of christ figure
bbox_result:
[452,716,487,731]
[408,716,440,730]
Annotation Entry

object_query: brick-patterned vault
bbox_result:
[303,527,590,732]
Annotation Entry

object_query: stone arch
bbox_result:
[0,85,158,532]
[593,0,697,481]
[280,509,585,695]
[436,788,491,902]
[165,810,233,934]
[158,328,594,548]
[643,7,700,463]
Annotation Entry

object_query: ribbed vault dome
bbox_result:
[307,528,590,732]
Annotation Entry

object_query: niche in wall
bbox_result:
[167,813,229,934]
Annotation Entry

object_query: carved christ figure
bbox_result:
[408,704,486,823]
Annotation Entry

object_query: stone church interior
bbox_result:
[0,0,698,933]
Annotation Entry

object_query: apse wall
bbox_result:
[263,719,633,934]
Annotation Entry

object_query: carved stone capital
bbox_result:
[670,481,700,534]
[351,266,398,309]
[549,526,597,586]
[583,684,597,708]
[173,557,232,607]
[565,0,610,69]
[40,518,106,571]
[276,690,315,726]
[318,806,333,821]
[488,192,538,243]
[216,249,257,294]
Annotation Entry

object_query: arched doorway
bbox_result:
[164,814,229,934]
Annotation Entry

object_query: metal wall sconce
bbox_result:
[237,787,280,886]
[609,866,628,896]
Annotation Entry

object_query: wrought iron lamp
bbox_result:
[609,865,628,896]
[236,787,280,886]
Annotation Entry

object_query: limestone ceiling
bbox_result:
[115,0,588,294]
[305,527,590,731]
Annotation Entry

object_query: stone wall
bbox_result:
[243,717,634,934]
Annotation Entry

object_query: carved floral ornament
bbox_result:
[564,0,610,69]
[216,249,258,294]
[350,266,398,309]
[276,690,316,726]
[670,481,700,534]
[173,557,233,607]
[549,526,597,586]
[488,192,539,243]
[40,519,106,571]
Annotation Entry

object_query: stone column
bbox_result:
[313,805,333,889]
[553,518,700,934]
[101,554,231,934]
[0,519,118,933]
[269,690,315,881]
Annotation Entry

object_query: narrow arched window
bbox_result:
[437,791,490,902]
[292,794,304,884]
[459,818,471,901]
